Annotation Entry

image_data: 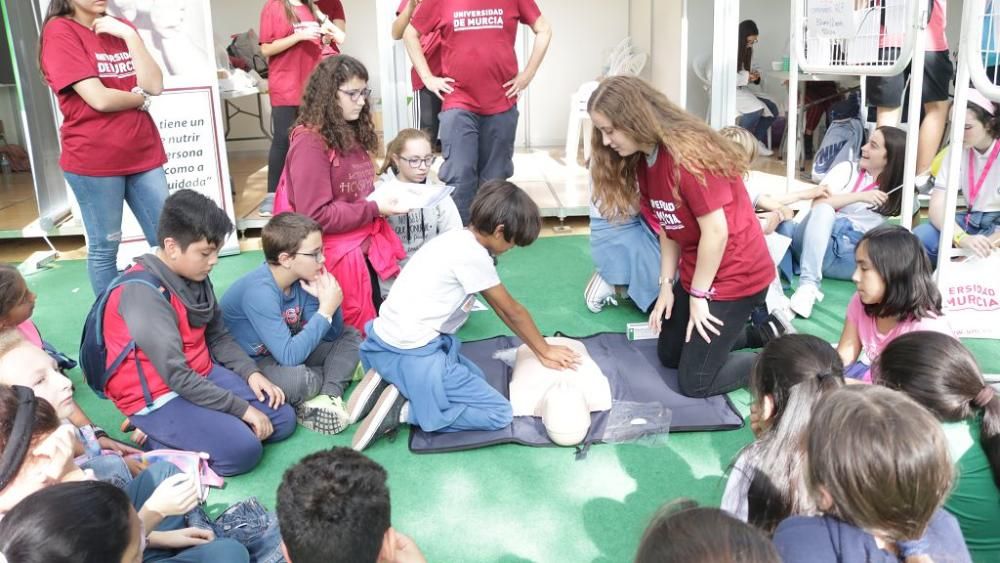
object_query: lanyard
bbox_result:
[966,141,1000,209]
[851,169,878,193]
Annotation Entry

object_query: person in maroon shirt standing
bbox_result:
[259,0,345,216]
[402,0,552,224]
[392,0,444,152]
[588,76,776,398]
[39,0,167,297]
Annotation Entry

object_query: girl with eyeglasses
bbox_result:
[375,128,462,298]
[274,55,409,334]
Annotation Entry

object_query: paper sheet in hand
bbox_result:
[366,179,454,210]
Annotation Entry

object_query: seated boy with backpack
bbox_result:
[86,189,295,477]
[222,212,362,435]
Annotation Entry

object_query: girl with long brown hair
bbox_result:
[874,332,1000,561]
[587,75,775,398]
[273,55,408,334]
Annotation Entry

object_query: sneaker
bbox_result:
[584,271,617,313]
[346,369,389,424]
[352,385,407,451]
[756,139,774,157]
[760,309,797,344]
[789,284,824,319]
[296,395,349,435]
[258,193,275,217]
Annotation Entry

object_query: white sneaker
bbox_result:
[757,139,774,157]
[584,271,617,313]
[789,284,824,319]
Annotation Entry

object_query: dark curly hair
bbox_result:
[294,55,379,155]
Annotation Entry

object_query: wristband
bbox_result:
[130,87,151,112]
[689,287,716,301]
[90,425,109,440]
[897,537,929,558]
[953,231,968,246]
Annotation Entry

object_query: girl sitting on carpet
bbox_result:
[273,55,408,333]
[588,75,778,399]
[349,181,580,451]
[375,128,462,298]
[721,334,844,533]
[874,332,1000,561]
[913,88,1000,263]
[835,225,951,381]
[787,126,906,319]
[772,385,970,562]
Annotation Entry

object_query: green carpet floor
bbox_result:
[21,236,1000,562]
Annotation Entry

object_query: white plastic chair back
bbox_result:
[965,0,1000,99]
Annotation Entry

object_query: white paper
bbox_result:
[366,179,455,210]
[471,298,489,311]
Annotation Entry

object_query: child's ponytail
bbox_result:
[874,331,1000,488]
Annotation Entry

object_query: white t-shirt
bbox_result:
[721,450,752,522]
[820,161,887,232]
[373,229,501,349]
[933,141,1000,212]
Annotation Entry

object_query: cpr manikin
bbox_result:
[509,337,612,446]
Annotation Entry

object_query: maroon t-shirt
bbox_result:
[40,17,167,177]
[410,0,541,115]
[285,128,379,235]
[259,0,322,106]
[637,147,774,300]
[397,0,443,92]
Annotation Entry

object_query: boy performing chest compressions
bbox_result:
[349,180,580,451]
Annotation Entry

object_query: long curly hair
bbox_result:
[587,76,749,221]
[294,55,379,155]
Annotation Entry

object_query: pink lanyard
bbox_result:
[966,142,1000,210]
[851,169,878,193]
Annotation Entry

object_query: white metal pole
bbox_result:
[937,3,974,276]
[900,2,929,230]
[786,0,800,185]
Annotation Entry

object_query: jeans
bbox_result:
[267,105,299,193]
[187,497,283,563]
[79,453,133,489]
[438,106,519,223]
[657,283,768,398]
[128,462,250,563]
[130,365,296,477]
[790,204,864,287]
[589,215,661,312]
[65,167,168,296]
[913,211,1000,264]
[737,97,783,146]
[255,325,362,403]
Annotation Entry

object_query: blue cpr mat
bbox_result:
[408,332,745,453]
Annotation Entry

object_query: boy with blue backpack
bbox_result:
[84,189,295,476]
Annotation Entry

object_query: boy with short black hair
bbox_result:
[222,212,362,435]
[102,189,295,477]
[277,447,426,563]
[349,180,580,451]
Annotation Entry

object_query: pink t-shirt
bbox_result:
[16,320,43,348]
[846,293,952,381]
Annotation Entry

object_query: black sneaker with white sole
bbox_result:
[351,385,407,452]
[346,369,389,424]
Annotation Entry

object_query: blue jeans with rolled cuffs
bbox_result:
[64,167,168,296]
[790,203,865,288]
[913,211,1000,264]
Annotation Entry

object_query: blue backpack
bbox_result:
[78,269,170,404]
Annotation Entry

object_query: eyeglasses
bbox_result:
[339,87,372,102]
[295,250,325,263]
[399,155,437,168]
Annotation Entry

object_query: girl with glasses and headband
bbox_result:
[273,55,410,335]
[375,128,462,298]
